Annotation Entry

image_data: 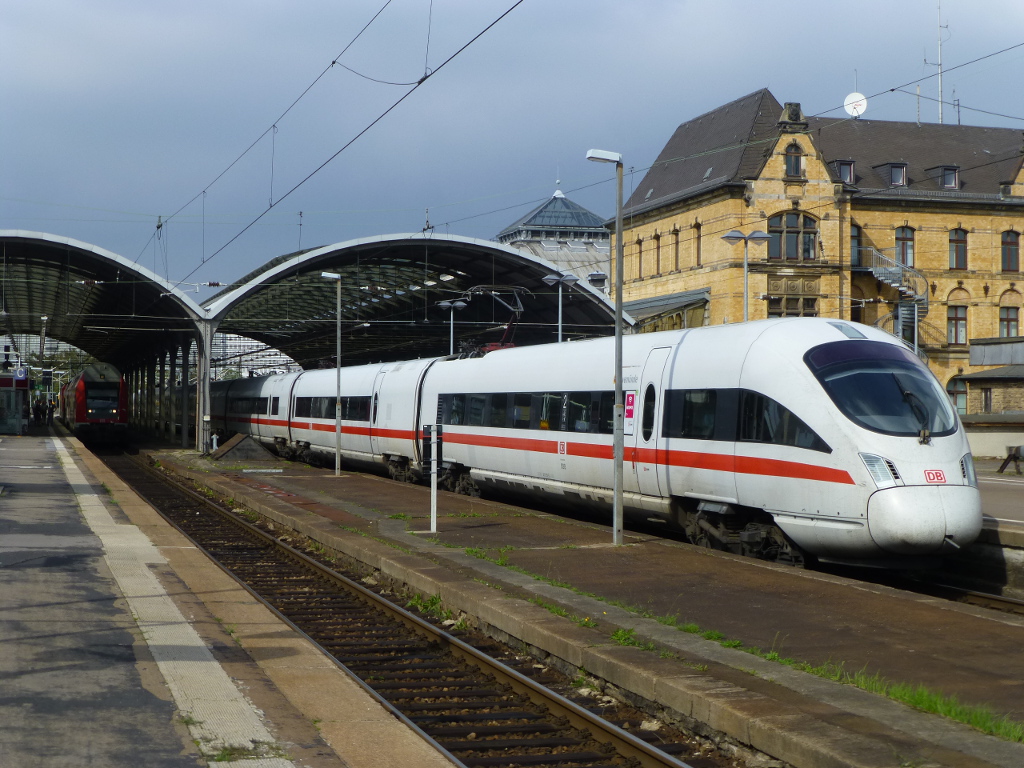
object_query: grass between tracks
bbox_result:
[456,544,1024,744]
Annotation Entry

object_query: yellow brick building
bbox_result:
[617,90,1024,413]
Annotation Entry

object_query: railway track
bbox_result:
[99,452,731,768]
[904,578,1024,618]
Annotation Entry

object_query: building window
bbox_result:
[948,228,968,270]
[947,377,967,415]
[895,227,915,268]
[784,143,803,177]
[942,167,959,189]
[672,227,681,271]
[947,305,967,344]
[850,299,864,323]
[837,161,854,184]
[890,164,908,186]
[634,238,643,280]
[982,388,993,414]
[1002,231,1020,272]
[1000,307,1020,337]
[767,296,818,317]
[850,224,863,267]
[693,222,702,267]
[653,233,662,275]
[767,213,818,261]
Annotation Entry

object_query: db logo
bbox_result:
[558,441,566,455]
[924,470,946,484]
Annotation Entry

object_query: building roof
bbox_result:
[970,336,1024,366]
[959,364,1024,381]
[624,89,784,216]
[806,116,1024,200]
[497,191,609,242]
[623,288,710,322]
[624,88,1024,218]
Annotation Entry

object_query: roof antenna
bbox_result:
[924,0,947,123]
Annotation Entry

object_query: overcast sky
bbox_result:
[3,1,1023,296]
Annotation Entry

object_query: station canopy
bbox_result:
[0,231,205,368]
[1,231,622,372]
[206,233,621,368]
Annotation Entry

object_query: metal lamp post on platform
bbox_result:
[542,273,580,342]
[321,272,343,476]
[721,230,771,322]
[437,299,467,355]
[586,148,624,546]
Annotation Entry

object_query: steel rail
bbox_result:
[109,454,696,768]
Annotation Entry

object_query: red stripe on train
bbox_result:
[227,419,854,485]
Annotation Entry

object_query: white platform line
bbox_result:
[52,439,294,768]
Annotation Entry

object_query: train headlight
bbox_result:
[960,453,977,487]
[859,453,902,489]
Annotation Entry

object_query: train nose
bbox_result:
[867,485,982,554]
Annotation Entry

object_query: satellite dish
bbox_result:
[844,92,868,117]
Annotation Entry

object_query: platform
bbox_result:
[0,429,456,768]
[142,442,1024,768]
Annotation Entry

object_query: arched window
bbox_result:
[768,213,818,261]
[949,228,968,269]
[895,227,915,267]
[1002,230,1020,272]
[784,144,803,178]
[946,377,967,416]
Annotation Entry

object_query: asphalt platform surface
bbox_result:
[147,440,1024,768]
[1,427,458,768]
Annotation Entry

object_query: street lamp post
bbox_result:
[542,273,580,342]
[721,229,771,322]
[321,272,343,476]
[587,148,624,546]
[436,299,467,355]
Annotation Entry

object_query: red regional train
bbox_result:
[208,318,983,567]
[60,363,129,441]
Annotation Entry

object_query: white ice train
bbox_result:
[210,318,983,566]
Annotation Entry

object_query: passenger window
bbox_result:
[739,390,831,453]
[539,393,562,430]
[512,393,532,429]
[449,394,466,425]
[488,393,508,428]
[271,397,279,416]
[567,392,593,432]
[597,391,614,434]
[641,384,656,441]
[466,394,487,426]
[663,390,717,440]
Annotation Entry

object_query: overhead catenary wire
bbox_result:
[161,0,398,226]
[172,0,527,289]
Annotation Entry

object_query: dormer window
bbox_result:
[836,161,854,184]
[889,163,908,187]
[784,143,804,178]
[941,166,959,189]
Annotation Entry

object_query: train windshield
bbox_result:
[87,383,120,414]
[804,340,956,438]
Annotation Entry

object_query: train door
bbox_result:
[369,368,386,456]
[632,347,671,500]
